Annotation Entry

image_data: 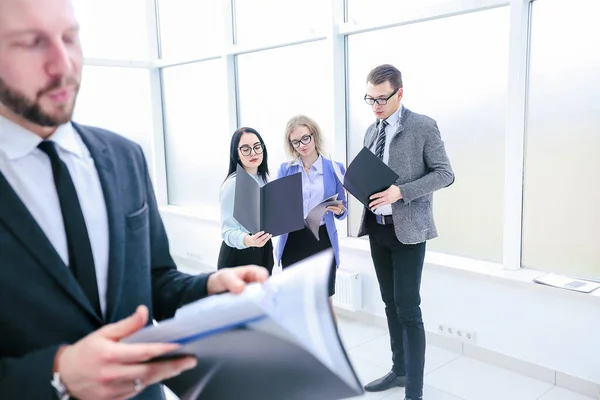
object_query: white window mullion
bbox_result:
[145,0,168,204]
[329,0,349,239]
[503,0,532,270]
[224,0,239,136]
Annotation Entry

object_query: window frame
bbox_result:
[87,0,544,273]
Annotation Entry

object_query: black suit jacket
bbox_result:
[0,124,211,399]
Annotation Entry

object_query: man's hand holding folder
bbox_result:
[330,147,400,211]
[368,184,403,211]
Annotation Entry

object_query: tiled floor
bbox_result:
[336,317,594,400]
[165,315,595,400]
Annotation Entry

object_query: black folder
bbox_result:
[344,147,399,207]
[233,164,304,237]
[163,328,361,400]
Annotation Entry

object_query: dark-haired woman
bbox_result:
[217,127,274,275]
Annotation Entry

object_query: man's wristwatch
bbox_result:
[51,372,70,400]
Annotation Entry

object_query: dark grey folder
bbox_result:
[344,147,399,207]
[163,328,362,400]
[233,164,304,237]
[125,251,364,400]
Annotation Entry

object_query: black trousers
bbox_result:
[366,213,426,398]
[281,225,336,297]
[217,240,274,275]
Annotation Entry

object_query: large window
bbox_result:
[346,7,510,263]
[74,66,155,166]
[233,0,327,45]
[157,0,224,60]
[74,0,156,60]
[87,0,600,278]
[522,0,600,279]
[162,60,229,214]
[236,41,333,176]
[346,0,454,23]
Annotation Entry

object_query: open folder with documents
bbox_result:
[123,251,364,400]
[304,193,343,240]
[233,164,304,237]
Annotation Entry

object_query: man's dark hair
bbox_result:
[366,64,403,89]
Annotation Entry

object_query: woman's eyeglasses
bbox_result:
[290,134,313,149]
[238,143,264,156]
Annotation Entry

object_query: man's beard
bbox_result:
[0,75,79,127]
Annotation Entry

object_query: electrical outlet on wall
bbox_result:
[437,322,477,344]
[437,323,445,334]
[456,328,477,343]
[186,251,203,262]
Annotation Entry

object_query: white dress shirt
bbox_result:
[292,155,325,223]
[0,115,110,315]
[371,105,402,216]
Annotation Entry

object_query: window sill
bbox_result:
[338,236,600,304]
[159,205,220,225]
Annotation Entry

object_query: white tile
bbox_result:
[349,334,393,369]
[380,385,464,400]
[338,316,388,350]
[424,346,461,375]
[348,353,394,387]
[424,357,554,400]
[556,372,600,398]
[348,334,460,375]
[345,354,403,400]
[343,389,403,400]
[463,343,555,384]
[538,387,596,400]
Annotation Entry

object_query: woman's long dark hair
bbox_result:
[225,127,269,184]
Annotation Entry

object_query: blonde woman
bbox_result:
[275,115,347,317]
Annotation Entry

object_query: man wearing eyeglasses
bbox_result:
[359,64,454,400]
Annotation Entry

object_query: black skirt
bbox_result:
[217,240,274,275]
[281,225,337,296]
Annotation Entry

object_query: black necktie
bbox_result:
[38,141,102,317]
[375,119,388,160]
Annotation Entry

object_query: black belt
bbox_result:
[374,214,394,225]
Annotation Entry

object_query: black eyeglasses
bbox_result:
[290,134,312,149]
[364,87,400,105]
[238,143,264,156]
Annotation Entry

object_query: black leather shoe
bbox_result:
[404,397,423,400]
[363,370,407,392]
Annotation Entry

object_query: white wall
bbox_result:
[161,212,600,386]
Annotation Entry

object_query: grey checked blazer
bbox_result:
[358,106,454,244]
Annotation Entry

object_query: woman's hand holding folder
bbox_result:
[243,231,272,248]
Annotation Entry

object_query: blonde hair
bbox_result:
[284,114,325,160]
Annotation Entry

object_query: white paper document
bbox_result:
[123,250,362,400]
[533,273,600,293]
[304,194,342,240]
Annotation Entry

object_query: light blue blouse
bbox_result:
[292,155,325,224]
[219,173,266,249]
